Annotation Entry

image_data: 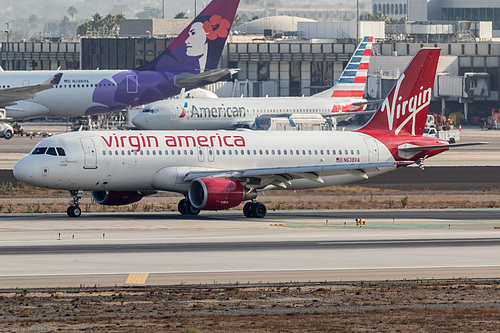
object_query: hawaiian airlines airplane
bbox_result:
[13,48,487,218]
[1,0,240,119]
[131,36,375,130]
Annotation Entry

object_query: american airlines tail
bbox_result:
[357,48,440,136]
[313,36,373,99]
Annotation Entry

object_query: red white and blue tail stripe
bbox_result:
[313,36,373,99]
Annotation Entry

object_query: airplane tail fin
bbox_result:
[356,48,440,136]
[313,36,373,98]
[135,0,240,73]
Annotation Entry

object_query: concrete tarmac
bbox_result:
[0,210,499,288]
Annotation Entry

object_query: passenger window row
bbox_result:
[102,149,361,157]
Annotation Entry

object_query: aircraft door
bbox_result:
[126,75,138,93]
[80,138,98,169]
[198,147,215,163]
[208,147,214,162]
[363,138,379,163]
[197,147,205,162]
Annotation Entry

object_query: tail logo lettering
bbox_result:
[380,73,432,135]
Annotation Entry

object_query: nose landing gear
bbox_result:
[67,190,83,217]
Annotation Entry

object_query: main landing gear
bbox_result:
[178,198,200,216]
[243,201,267,218]
[67,190,82,217]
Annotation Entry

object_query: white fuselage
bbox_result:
[2,70,122,118]
[132,96,365,130]
[14,130,394,194]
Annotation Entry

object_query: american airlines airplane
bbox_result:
[132,36,375,130]
[1,0,240,119]
[13,48,486,218]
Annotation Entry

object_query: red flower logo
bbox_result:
[203,15,230,41]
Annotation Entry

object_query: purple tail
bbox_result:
[136,0,240,73]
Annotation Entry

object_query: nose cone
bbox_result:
[13,156,34,184]
[131,113,149,129]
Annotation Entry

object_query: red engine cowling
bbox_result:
[91,191,144,206]
[188,178,244,210]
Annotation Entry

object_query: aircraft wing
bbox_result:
[183,161,408,189]
[174,69,239,89]
[0,73,62,107]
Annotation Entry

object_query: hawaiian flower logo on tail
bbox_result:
[186,15,231,73]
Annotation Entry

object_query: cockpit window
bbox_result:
[32,147,47,155]
[46,147,57,156]
[56,147,66,156]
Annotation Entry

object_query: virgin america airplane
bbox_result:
[1,0,240,119]
[13,48,486,218]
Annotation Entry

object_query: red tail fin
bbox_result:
[357,48,440,136]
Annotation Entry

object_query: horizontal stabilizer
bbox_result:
[399,142,489,153]
[174,69,238,88]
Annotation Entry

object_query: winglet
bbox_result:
[49,73,63,86]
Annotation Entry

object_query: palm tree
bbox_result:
[67,6,77,21]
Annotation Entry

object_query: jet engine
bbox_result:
[91,191,151,206]
[188,178,248,210]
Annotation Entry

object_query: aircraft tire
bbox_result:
[178,199,189,215]
[243,202,253,217]
[186,201,201,215]
[67,206,74,217]
[72,206,81,217]
[251,202,267,218]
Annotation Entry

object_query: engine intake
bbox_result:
[92,191,146,206]
[188,178,244,210]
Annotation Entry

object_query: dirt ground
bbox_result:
[1,183,500,214]
[1,280,499,332]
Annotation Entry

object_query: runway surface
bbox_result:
[0,210,499,289]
